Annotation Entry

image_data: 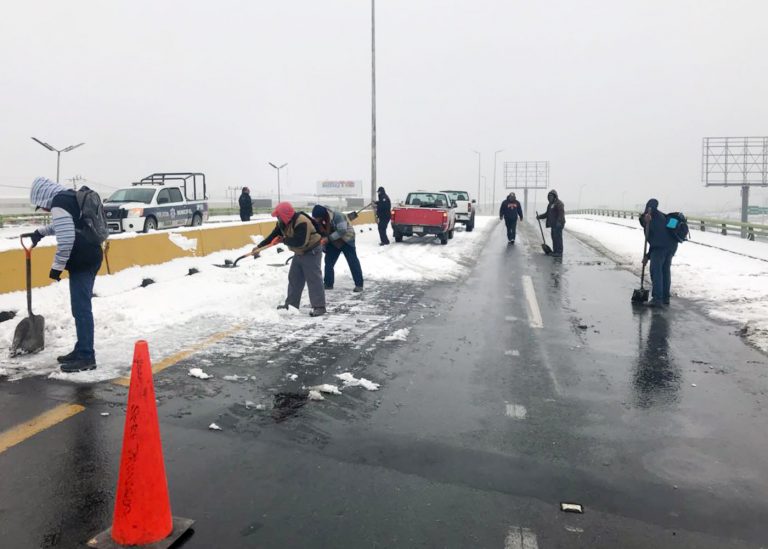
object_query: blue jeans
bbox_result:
[649,247,675,302]
[551,224,564,254]
[69,268,97,359]
[324,242,364,288]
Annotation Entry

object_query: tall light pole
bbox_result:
[31,137,85,184]
[268,162,288,203]
[370,0,377,204]
[492,149,504,209]
[472,150,481,212]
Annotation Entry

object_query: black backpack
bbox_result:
[75,186,109,244]
[665,212,689,243]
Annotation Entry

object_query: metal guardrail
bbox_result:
[570,209,768,241]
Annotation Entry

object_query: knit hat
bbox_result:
[311,204,329,220]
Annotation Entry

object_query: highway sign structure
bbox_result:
[503,161,549,217]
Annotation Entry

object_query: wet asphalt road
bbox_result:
[1,221,768,548]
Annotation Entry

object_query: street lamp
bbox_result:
[578,184,587,211]
[268,162,288,203]
[472,150,481,212]
[31,137,85,184]
[492,149,504,209]
[370,0,377,203]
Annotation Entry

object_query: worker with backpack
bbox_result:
[639,198,687,308]
[29,177,108,372]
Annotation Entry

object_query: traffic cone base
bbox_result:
[87,517,194,549]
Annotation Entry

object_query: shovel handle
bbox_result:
[19,233,35,255]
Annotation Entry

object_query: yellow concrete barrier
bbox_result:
[0,211,376,294]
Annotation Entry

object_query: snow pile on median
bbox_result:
[0,219,493,382]
[567,215,768,352]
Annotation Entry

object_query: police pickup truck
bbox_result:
[103,173,209,233]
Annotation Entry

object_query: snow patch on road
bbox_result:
[188,368,212,379]
[336,372,380,391]
[382,328,410,342]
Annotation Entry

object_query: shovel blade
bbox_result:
[542,244,553,255]
[631,288,650,303]
[10,314,45,357]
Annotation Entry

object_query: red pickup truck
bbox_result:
[391,191,457,245]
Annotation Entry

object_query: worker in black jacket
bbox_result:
[239,187,253,222]
[374,186,391,245]
[499,192,523,244]
[536,190,566,257]
[639,198,678,307]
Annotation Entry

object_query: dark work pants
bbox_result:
[286,246,325,308]
[377,217,390,244]
[324,242,364,288]
[504,218,518,241]
[551,225,564,255]
[240,213,251,222]
[649,247,675,302]
[69,268,97,359]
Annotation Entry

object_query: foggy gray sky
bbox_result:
[1,0,767,212]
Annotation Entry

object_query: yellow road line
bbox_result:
[113,325,243,387]
[0,403,86,454]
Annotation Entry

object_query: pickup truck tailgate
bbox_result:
[394,208,445,226]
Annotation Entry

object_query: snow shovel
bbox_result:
[632,230,651,303]
[214,239,282,268]
[535,213,553,255]
[347,202,373,221]
[10,234,45,356]
[268,255,294,267]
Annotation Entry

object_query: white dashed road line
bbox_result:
[522,275,543,329]
[505,526,539,549]
[505,403,527,419]
[505,349,520,357]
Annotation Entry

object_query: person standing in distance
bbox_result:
[29,177,103,372]
[374,186,391,245]
[499,192,523,244]
[238,187,253,222]
[536,190,566,257]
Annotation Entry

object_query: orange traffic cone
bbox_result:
[88,341,193,548]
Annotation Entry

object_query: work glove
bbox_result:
[49,269,62,281]
[348,211,358,221]
[30,230,43,247]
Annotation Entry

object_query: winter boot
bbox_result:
[57,350,78,364]
[353,286,364,293]
[309,307,326,317]
[60,356,97,373]
[276,303,289,310]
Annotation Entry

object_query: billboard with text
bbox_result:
[317,180,361,197]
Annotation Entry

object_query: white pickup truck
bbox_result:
[103,173,209,233]
[441,190,476,231]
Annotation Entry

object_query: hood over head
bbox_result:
[30,177,67,210]
[547,189,558,199]
[272,201,296,225]
[377,186,385,194]
[645,198,659,212]
[508,192,516,200]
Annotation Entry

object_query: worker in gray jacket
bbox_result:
[311,205,364,292]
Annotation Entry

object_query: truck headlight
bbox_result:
[127,208,144,218]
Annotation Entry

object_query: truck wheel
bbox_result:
[448,229,454,239]
[394,231,403,243]
[190,213,202,227]
[466,216,475,232]
[440,233,448,245]
[143,217,158,232]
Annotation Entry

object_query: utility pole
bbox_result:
[66,174,84,190]
[492,149,504,209]
[472,150,481,213]
[371,0,377,204]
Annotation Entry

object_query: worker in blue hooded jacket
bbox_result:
[311,205,364,292]
[639,198,678,307]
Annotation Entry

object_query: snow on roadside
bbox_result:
[0,218,494,382]
[567,215,768,352]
